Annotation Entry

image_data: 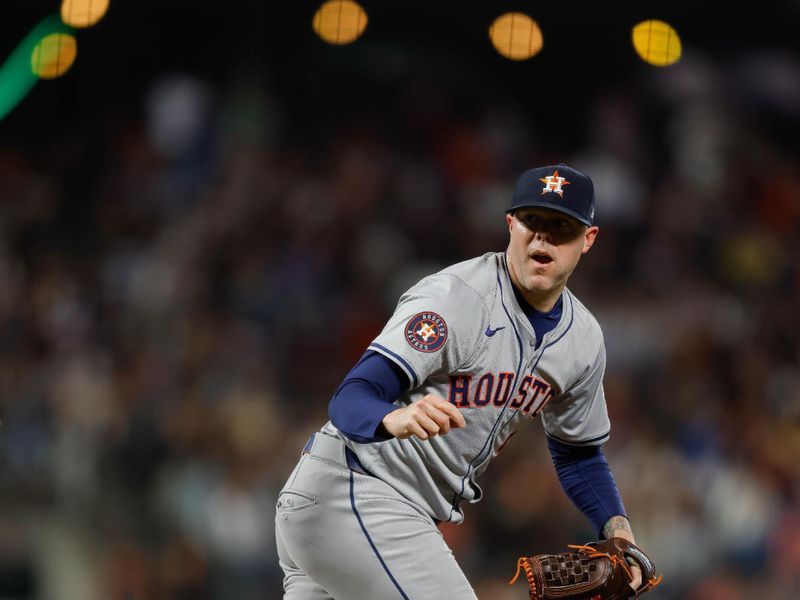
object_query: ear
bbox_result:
[506,212,514,233]
[581,226,599,254]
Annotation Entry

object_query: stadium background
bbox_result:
[1,1,799,598]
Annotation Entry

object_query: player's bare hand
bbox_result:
[382,394,466,440]
[602,517,643,591]
[628,563,643,591]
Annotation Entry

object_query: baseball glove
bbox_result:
[509,537,662,599]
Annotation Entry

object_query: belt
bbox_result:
[302,432,373,477]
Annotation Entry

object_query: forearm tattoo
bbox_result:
[602,515,633,540]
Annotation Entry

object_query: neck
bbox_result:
[518,286,564,313]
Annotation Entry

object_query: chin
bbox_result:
[521,273,556,293]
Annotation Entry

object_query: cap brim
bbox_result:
[506,203,593,226]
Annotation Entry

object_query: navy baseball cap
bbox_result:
[506,164,596,226]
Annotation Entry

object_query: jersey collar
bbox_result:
[499,252,574,349]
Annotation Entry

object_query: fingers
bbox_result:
[419,394,466,432]
[420,399,451,434]
[414,413,441,439]
[381,395,466,441]
[628,564,643,591]
[430,395,467,429]
[381,407,440,440]
[406,419,430,440]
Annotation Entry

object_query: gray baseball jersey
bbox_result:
[321,250,609,524]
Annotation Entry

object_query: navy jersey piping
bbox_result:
[495,322,553,452]
[447,257,524,521]
[542,293,575,350]
[495,293,576,436]
[349,471,410,599]
[368,343,419,389]
[547,431,611,446]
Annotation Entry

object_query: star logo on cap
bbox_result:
[539,169,571,197]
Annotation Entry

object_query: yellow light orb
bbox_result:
[312,0,368,45]
[632,20,682,66]
[31,33,78,79]
[60,0,110,28]
[489,12,543,61]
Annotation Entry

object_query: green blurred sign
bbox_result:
[0,14,74,120]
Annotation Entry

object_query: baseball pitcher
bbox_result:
[274,165,660,599]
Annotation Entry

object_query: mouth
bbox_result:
[530,250,553,265]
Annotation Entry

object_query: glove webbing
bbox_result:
[509,544,664,598]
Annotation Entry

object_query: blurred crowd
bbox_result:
[1,42,800,600]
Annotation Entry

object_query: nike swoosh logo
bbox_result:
[485,325,506,337]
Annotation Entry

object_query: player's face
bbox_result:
[506,207,598,308]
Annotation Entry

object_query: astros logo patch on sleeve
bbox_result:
[405,312,448,353]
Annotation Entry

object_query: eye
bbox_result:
[520,215,539,228]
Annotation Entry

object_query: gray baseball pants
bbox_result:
[274,432,477,599]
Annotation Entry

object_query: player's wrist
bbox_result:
[380,408,406,437]
[375,421,394,440]
[601,515,635,543]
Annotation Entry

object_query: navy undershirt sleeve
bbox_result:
[328,351,410,443]
[547,436,627,537]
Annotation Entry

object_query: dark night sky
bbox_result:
[2,1,799,144]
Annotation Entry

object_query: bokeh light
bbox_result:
[312,0,368,45]
[489,13,543,61]
[61,0,110,28]
[0,15,73,120]
[632,20,682,66]
[31,33,77,79]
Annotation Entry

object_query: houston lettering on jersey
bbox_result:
[448,372,554,417]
